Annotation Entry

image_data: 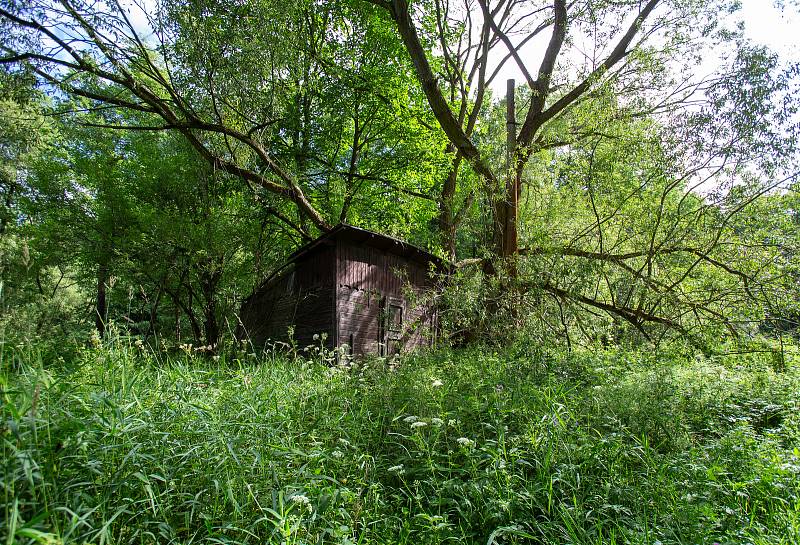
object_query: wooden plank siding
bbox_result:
[238,244,336,350]
[238,224,442,358]
[336,238,436,356]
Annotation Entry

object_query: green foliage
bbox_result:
[449,69,800,347]
[11,103,279,346]
[1,0,799,348]
[2,341,799,544]
[159,0,450,242]
[1,3,798,540]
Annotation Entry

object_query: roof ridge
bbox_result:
[246,224,444,300]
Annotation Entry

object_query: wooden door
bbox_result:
[379,296,404,356]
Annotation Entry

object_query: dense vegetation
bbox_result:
[1,0,800,542]
[3,338,799,544]
[2,0,799,350]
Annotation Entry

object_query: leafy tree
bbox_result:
[0,0,450,245]
[1,0,797,345]
[0,70,49,289]
[20,104,271,346]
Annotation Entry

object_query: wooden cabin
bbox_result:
[237,224,443,356]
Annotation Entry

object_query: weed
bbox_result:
[1,337,799,544]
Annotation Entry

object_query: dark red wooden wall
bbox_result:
[238,228,439,357]
[335,239,436,356]
[238,243,335,350]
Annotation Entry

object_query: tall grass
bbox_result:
[2,337,799,544]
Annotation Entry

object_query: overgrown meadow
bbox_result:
[2,338,799,545]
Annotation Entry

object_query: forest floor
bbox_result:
[2,339,800,544]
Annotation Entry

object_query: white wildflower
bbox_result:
[431,379,443,387]
[403,415,418,423]
[388,464,404,473]
[289,494,312,513]
[431,418,444,426]
[448,419,458,426]
[411,421,428,429]
[313,333,320,341]
[457,437,474,447]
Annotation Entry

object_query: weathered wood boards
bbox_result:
[237,224,443,356]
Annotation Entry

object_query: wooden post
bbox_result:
[505,78,518,263]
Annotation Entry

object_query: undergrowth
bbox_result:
[1,338,799,544]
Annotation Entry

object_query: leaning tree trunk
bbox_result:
[438,146,461,261]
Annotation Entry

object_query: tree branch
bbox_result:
[518,0,660,147]
[386,0,498,185]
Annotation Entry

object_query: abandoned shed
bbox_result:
[237,224,444,356]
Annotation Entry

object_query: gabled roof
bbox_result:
[249,224,445,298]
[288,223,444,266]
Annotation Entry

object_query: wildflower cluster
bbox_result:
[289,494,313,513]
[457,437,475,448]
[178,343,216,354]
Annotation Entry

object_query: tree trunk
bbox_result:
[492,79,519,269]
[95,263,108,338]
[175,305,181,343]
[147,284,164,339]
[186,288,202,344]
[198,261,222,348]
[504,79,518,265]
[201,291,220,348]
[438,147,461,261]
[203,300,219,348]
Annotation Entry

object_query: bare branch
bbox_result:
[518,0,660,147]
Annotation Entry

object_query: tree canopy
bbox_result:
[0,0,798,349]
